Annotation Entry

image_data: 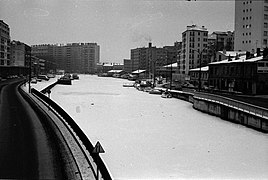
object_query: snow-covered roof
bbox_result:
[108,70,123,73]
[163,63,178,68]
[218,51,246,57]
[103,64,113,67]
[210,55,264,65]
[186,24,207,31]
[132,69,146,74]
[189,66,209,72]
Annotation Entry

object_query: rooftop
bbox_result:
[189,66,209,72]
[210,55,264,65]
[218,51,247,57]
[185,24,207,32]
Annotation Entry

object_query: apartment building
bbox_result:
[0,20,10,66]
[31,44,55,72]
[178,25,208,81]
[32,43,100,73]
[123,59,132,73]
[209,52,268,95]
[234,0,268,52]
[130,42,169,78]
[10,41,31,67]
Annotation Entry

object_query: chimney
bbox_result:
[257,48,261,57]
[228,54,232,61]
[223,49,226,54]
[246,51,251,60]
[149,42,152,48]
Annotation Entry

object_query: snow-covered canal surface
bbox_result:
[47,75,268,180]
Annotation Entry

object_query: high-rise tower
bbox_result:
[234,0,268,52]
[0,20,10,66]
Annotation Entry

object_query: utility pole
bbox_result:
[192,48,207,92]
[28,55,32,93]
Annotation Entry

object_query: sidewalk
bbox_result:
[214,93,268,109]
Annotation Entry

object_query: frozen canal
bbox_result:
[46,75,268,179]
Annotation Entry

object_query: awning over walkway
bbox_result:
[189,66,209,72]
[131,70,146,74]
[163,63,178,68]
[108,70,123,73]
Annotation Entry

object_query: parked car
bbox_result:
[72,73,79,79]
[31,78,37,84]
[38,75,49,81]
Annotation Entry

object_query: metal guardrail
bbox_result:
[31,88,112,180]
[194,92,268,119]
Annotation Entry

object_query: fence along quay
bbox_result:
[193,92,268,132]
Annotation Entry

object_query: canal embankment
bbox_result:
[155,88,268,133]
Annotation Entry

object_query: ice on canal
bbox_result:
[49,75,268,180]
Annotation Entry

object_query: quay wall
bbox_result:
[167,89,268,133]
[192,93,268,133]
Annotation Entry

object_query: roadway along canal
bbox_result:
[0,79,78,179]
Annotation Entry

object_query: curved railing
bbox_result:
[194,92,268,119]
[31,88,112,180]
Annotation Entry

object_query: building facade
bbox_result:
[0,20,10,66]
[32,56,46,76]
[189,66,209,88]
[31,44,55,73]
[209,53,268,95]
[208,31,235,62]
[32,43,100,73]
[123,59,132,73]
[130,42,180,79]
[214,50,246,62]
[234,0,268,53]
[211,31,234,52]
[10,41,31,67]
[178,25,208,81]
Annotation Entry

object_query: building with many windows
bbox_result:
[130,42,168,78]
[208,31,234,62]
[0,20,10,66]
[234,0,268,53]
[208,51,268,95]
[123,59,132,73]
[10,41,31,67]
[32,43,100,73]
[177,25,208,82]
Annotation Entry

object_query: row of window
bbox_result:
[189,37,208,42]
[191,72,208,79]
[243,16,252,20]
[0,29,9,36]
[242,40,251,44]
[258,62,268,67]
[0,60,10,65]
[188,31,208,36]
[243,9,252,13]
[242,32,251,36]
[241,39,268,45]
[243,24,251,28]
[243,1,252,5]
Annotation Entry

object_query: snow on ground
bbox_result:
[46,75,268,180]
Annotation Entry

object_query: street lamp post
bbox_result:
[28,55,32,93]
[153,60,157,88]
[192,48,207,92]
[170,58,172,90]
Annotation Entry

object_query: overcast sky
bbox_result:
[1,0,234,63]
